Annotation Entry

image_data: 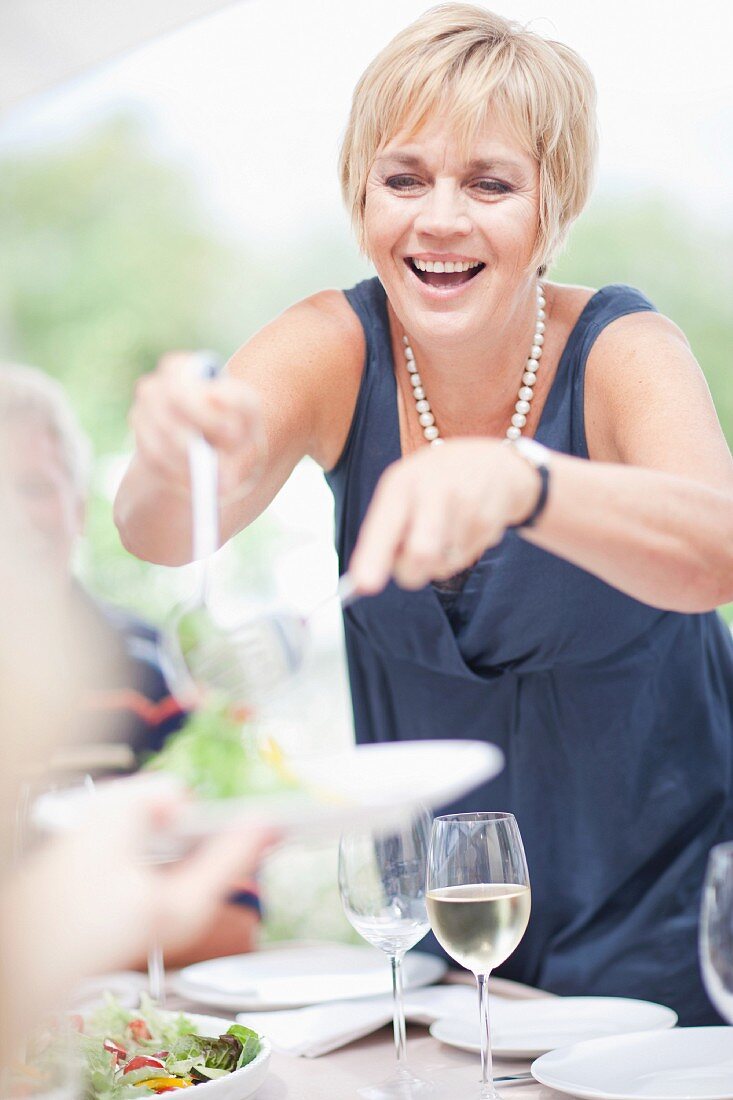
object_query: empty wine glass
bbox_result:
[339,809,433,1099]
[700,841,733,1020]
[427,813,530,1100]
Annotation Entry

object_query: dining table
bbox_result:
[170,973,564,1099]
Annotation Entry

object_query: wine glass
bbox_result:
[427,813,530,1100]
[700,841,733,1020]
[339,809,433,1099]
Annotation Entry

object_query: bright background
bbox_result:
[1,0,731,942]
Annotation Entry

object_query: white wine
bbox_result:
[426,883,531,973]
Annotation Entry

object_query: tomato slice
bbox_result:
[123,1055,166,1075]
[128,1018,153,1042]
[103,1038,127,1064]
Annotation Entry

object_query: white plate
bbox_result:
[173,942,447,1011]
[33,739,504,843]
[531,1027,733,1100]
[429,996,677,1058]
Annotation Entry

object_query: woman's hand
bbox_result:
[349,439,539,593]
[129,352,264,502]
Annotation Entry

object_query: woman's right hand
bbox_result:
[128,352,265,501]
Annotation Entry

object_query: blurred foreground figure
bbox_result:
[0,363,187,761]
[0,367,269,1067]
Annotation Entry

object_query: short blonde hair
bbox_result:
[0,364,92,495]
[339,3,598,272]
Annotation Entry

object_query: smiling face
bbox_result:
[363,109,541,349]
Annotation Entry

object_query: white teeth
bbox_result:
[411,259,481,273]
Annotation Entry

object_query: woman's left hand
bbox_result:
[349,438,538,593]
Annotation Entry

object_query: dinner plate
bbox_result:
[429,996,677,1058]
[172,941,447,1011]
[531,1027,733,1100]
[32,739,504,843]
[167,1013,271,1099]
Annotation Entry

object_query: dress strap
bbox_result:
[561,286,651,457]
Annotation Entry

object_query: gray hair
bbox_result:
[0,364,92,495]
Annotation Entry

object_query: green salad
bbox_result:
[144,703,298,801]
[17,995,261,1098]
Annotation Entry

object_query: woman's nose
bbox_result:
[413,181,471,237]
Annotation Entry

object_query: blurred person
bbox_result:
[0,469,277,1068]
[0,363,187,761]
[0,363,262,968]
[115,5,733,1023]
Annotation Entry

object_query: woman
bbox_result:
[115,5,733,1023]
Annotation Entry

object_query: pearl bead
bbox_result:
[404,282,545,447]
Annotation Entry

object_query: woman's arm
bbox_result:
[526,310,733,611]
[350,311,733,612]
[114,292,363,564]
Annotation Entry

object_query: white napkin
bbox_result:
[236,984,500,1057]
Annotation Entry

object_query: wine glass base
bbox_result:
[357,1065,436,1100]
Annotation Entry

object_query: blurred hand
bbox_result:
[129,352,265,502]
[2,775,279,1033]
[349,438,538,593]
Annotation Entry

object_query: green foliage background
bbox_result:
[1,115,731,622]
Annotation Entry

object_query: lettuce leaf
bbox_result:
[227,1024,261,1068]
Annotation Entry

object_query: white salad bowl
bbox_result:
[162,1012,271,1099]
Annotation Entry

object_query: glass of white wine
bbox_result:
[700,841,733,1021]
[427,812,531,1100]
[339,809,433,1099]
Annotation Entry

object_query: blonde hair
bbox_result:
[339,3,598,272]
[0,363,92,494]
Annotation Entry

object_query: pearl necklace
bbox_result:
[402,283,546,445]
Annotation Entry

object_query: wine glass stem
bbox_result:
[390,951,407,1069]
[477,971,495,1098]
[148,941,166,1006]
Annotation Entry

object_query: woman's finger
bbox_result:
[349,465,414,594]
[393,484,457,588]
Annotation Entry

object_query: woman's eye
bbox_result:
[386,175,423,190]
[472,179,511,196]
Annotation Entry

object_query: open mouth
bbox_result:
[405,257,485,289]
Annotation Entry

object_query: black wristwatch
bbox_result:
[506,437,552,530]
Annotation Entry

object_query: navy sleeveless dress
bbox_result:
[325,277,733,1024]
